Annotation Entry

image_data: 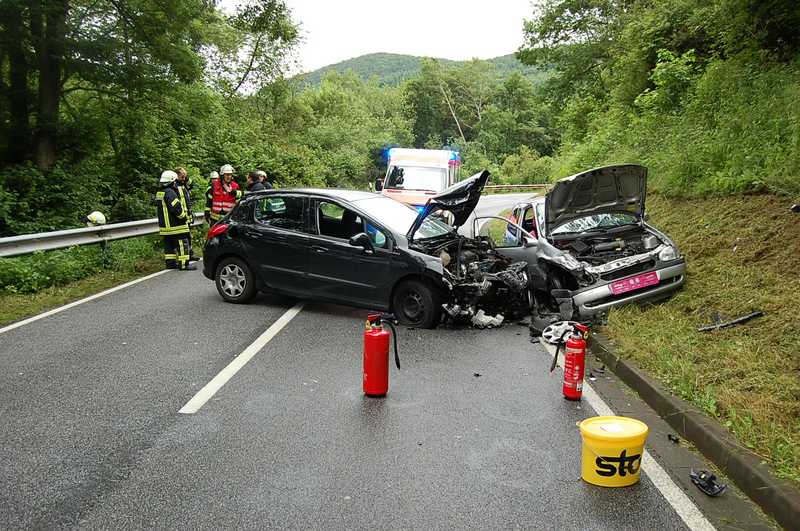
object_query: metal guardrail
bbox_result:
[0,212,206,258]
[484,183,550,193]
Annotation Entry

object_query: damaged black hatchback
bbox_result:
[203,170,533,328]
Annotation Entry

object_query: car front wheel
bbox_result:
[215,257,256,304]
[392,279,441,328]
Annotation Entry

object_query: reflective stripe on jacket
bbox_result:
[156,186,190,236]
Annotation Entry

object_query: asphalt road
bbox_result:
[0,194,771,530]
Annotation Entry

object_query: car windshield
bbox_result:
[355,196,452,240]
[385,166,447,192]
[551,212,640,235]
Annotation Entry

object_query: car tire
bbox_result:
[392,279,441,329]
[215,257,256,304]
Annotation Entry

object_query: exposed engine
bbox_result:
[554,230,661,266]
[413,235,531,325]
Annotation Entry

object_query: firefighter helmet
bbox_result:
[220,164,234,175]
[256,170,267,179]
[160,170,178,184]
[210,170,219,180]
[84,211,107,226]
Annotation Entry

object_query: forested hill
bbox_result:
[296,52,547,86]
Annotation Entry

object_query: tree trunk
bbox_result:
[32,0,68,171]
[0,0,32,162]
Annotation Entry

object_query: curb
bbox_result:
[589,332,800,531]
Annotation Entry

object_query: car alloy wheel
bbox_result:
[219,263,246,298]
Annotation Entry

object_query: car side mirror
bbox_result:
[349,232,374,254]
[375,178,383,192]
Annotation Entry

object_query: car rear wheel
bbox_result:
[392,279,441,328]
[215,257,256,304]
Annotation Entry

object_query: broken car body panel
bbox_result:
[407,170,490,241]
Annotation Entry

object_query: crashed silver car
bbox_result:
[473,165,686,332]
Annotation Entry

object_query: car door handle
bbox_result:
[312,245,328,253]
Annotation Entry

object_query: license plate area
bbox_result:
[610,271,659,295]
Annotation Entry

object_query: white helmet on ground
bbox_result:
[85,211,107,226]
[160,170,178,184]
[220,164,234,174]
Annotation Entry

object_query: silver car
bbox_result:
[472,164,686,331]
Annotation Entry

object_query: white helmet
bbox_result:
[220,164,234,174]
[209,170,219,180]
[85,211,107,226]
[256,170,267,179]
[160,170,178,184]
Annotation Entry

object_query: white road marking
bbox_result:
[542,340,716,531]
[178,302,305,414]
[0,269,171,335]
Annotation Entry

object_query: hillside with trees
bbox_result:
[295,52,549,87]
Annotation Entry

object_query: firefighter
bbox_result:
[208,164,242,223]
[257,170,273,190]
[245,171,266,194]
[204,170,219,224]
[156,170,195,271]
[175,167,198,261]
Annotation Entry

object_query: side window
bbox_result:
[255,196,304,231]
[479,217,522,248]
[316,200,389,249]
[365,222,388,249]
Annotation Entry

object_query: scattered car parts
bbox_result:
[697,311,764,332]
[690,470,727,497]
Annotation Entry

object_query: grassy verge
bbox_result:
[602,193,799,484]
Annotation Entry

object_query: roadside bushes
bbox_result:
[0,236,162,294]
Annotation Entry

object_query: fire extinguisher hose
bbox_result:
[383,319,401,370]
[550,329,573,373]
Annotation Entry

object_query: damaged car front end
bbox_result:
[503,164,687,333]
[407,170,533,327]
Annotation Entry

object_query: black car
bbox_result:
[202,170,532,328]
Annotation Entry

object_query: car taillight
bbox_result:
[206,223,229,241]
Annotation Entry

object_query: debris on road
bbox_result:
[697,311,764,332]
[690,470,727,497]
[473,372,481,377]
[667,434,680,444]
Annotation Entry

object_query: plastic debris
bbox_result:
[668,434,680,444]
[698,311,764,332]
[471,310,504,329]
[690,470,727,497]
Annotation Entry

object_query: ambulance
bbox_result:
[380,148,462,212]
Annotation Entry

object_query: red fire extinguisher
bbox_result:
[363,313,401,397]
[549,323,590,401]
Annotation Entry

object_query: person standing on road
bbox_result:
[175,167,199,262]
[156,170,196,271]
[245,171,266,195]
[209,164,242,224]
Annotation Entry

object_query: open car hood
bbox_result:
[407,170,489,241]
[545,164,647,235]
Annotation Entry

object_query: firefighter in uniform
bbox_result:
[156,170,196,271]
[208,164,242,223]
[204,170,219,224]
[175,167,198,261]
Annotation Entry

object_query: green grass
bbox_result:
[602,193,800,484]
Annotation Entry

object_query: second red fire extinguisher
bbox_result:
[549,323,590,401]
[363,313,401,397]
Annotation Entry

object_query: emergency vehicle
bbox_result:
[380,148,461,212]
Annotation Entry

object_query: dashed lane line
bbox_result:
[178,302,305,414]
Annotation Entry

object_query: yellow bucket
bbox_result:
[579,416,649,487]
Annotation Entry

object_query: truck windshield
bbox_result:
[385,166,446,192]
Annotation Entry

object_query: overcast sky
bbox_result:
[281,0,535,73]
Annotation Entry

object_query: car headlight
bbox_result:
[658,245,680,261]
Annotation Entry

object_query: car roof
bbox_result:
[249,188,378,202]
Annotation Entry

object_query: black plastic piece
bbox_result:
[690,470,727,497]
